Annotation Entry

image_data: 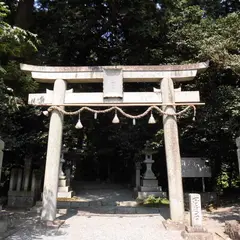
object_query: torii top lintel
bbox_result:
[20,62,208,83]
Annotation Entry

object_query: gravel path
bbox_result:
[3,183,184,240]
[6,213,183,240]
[5,183,238,240]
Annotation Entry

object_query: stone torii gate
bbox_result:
[20,62,208,222]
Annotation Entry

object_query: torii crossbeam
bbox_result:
[21,62,208,223]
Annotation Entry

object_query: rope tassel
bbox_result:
[75,113,83,129]
[42,110,49,116]
[112,110,120,124]
[148,111,156,124]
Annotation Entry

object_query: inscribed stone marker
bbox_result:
[189,193,202,227]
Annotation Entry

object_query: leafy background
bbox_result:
[0,0,239,194]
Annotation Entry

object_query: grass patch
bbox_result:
[136,195,170,207]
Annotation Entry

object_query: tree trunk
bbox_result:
[15,0,34,30]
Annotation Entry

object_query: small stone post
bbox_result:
[189,194,202,227]
[236,137,240,175]
[202,177,205,193]
[16,169,23,191]
[41,79,67,221]
[23,158,32,191]
[9,168,18,191]
[34,171,42,199]
[31,171,36,192]
[0,139,5,183]
[161,77,184,222]
[65,168,71,186]
[135,162,141,191]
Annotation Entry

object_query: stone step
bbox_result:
[57,191,73,198]
[58,179,67,187]
[117,201,138,207]
[138,191,167,199]
[140,186,162,192]
[58,186,70,192]
[57,200,139,208]
[57,206,163,216]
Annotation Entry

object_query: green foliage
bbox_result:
[172,12,240,73]
[137,195,170,206]
[0,2,38,58]
[0,0,239,190]
[0,1,43,167]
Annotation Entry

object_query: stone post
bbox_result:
[31,171,36,192]
[0,139,4,183]
[9,168,18,191]
[183,194,213,239]
[189,194,202,227]
[16,169,23,191]
[236,137,240,175]
[23,158,32,191]
[41,79,67,221]
[161,77,184,222]
[65,168,71,186]
[135,162,141,191]
[35,173,43,199]
[202,177,205,193]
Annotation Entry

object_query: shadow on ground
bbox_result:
[4,182,172,239]
[56,205,170,222]
[208,205,240,223]
[1,211,68,240]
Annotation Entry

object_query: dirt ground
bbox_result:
[185,204,240,239]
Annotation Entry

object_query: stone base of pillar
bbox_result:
[181,231,213,240]
[58,186,70,192]
[138,177,164,199]
[57,179,73,198]
[58,179,67,187]
[181,226,213,240]
[142,179,158,187]
[57,192,73,198]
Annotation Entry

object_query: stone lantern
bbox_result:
[138,141,166,199]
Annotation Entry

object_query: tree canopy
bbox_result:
[0,0,239,191]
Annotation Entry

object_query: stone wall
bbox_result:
[7,167,42,208]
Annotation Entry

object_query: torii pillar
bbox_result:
[41,79,66,221]
[161,77,184,222]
